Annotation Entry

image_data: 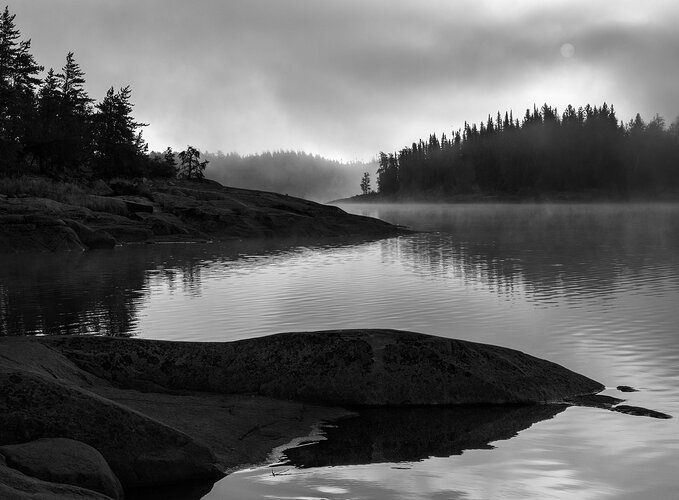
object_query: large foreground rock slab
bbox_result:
[0,336,350,493]
[43,329,604,405]
[0,330,607,498]
[0,438,123,499]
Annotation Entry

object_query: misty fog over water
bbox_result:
[2,202,678,499]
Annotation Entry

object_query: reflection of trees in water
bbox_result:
[4,206,677,336]
[149,259,204,297]
[380,204,679,302]
[180,262,203,297]
[0,251,146,336]
[0,245,219,336]
[0,238,364,337]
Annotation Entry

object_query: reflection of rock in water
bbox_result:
[0,237,391,337]
[125,481,214,500]
[282,404,566,468]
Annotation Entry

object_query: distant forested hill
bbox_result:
[205,151,375,202]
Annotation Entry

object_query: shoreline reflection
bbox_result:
[2,204,677,339]
[282,405,566,468]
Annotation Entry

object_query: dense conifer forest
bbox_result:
[0,6,200,181]
[374,104,679,198]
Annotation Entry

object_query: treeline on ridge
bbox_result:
[375,104,679,198]
[0,6,204,181]
[205,151,373,202]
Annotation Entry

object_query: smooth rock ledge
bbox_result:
[42,329,604,405]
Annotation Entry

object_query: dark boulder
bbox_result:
[123,199,154,214]
[0,371,224,489]
[63,219,117,249]
[0,214,85,253]
[0,453,114,499]
[0,438,124,499]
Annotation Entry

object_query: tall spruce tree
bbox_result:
[32,68,61,173]
[29,52,94,176]
[0,6,42,174]
[59,52,90,116]
[92,85,148,178]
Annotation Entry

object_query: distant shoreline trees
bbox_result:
[204,150,373,202]
[374,103,679,198]
[360,172,371,195]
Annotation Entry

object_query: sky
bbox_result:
[11,0,679,161]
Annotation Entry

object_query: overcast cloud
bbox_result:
[12,0,679,160]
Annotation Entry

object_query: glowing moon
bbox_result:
[560,43,575,58]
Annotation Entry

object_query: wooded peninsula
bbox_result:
[363,104,679,200]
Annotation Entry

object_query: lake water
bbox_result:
[1,203,678,499]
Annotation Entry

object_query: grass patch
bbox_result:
[0,176,87,201]
[0,176,129,215]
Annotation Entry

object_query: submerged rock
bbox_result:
[565,393,624,408]
[565,392,672,419]
[43,329,605,405]
[612,405,672,419]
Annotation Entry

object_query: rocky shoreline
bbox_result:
[0,329,613,499]
[0,178,407,253]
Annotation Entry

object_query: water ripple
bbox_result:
[2,203,679,499]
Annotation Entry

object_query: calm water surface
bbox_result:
[2,203,678,499]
